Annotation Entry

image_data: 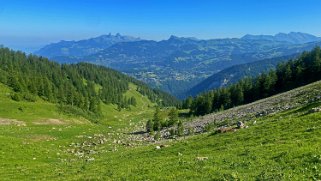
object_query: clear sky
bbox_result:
[0,0,321,52]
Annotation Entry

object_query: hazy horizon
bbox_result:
[1,0,321,52]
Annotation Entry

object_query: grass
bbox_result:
[99,83,155,129]
[1,82,321,180]
[0,82,158,180]
[60,105,321,180]
[0,83,75,123]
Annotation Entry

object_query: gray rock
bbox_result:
[237,121,245,129]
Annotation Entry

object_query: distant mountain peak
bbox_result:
[168,35,198,42]
[168,35,180,40]
[93,33,140,41]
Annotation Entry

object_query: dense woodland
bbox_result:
[184,47,321,116]
[0,47,178,116]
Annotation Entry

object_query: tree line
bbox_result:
[184,47,321,116]
[0,47,178,116]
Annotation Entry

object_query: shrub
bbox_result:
[169,128,176,138]
[154,131,161,140]
[187,127,194,135]
[177,121,184,136]
[11,93,21,101]
[23,93,36,102]
[146,120,154,132]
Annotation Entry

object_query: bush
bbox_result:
[146,120,154,132]
[169,128,176,138]
[23,93,36,102]
[187,127,194,135]
[204,123,215,132]
[177,121,184,136]
[154,131,161,140]
[11,93,21,101]
[161,120,169,128]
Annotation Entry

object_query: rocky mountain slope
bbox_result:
[183,80,321,134]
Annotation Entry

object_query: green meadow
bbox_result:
[1,82,321,180]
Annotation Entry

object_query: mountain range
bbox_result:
[241,32,321,44]
[35,33,140,59]
[35,32,321,98]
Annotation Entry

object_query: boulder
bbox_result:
[160,144,169,148]
[196,157,208,161]
[237,121,245,129]
[310,107,321,113]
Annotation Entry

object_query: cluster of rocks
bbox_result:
[66,134,107,161]
[113,139,136,147]
[310,107,321,113]
[196,157,208,161]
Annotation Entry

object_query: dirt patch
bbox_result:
[33,119,66,125]
[0,118,26,126]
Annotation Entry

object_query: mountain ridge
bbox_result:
[35,32,321,98]
[185,54,299,97]
[242,32,321,44]
[35,33,141,58]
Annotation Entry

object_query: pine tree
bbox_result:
[177,121,184,136]
[168,108,179,126]
[146,120,154,132]
[230,85,244,106]
[183,96,193,109]
[8,75,23,92]
[153,107,162,131]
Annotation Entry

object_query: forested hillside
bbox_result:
[186,54,298,97]
[0,47,178,117]
[185,47,321,116]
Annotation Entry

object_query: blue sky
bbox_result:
[0,0,321,52]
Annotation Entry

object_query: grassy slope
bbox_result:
[1,82,321,180]
[0,82,155,180]
[99,83,155,129]
[51,102,321,181]
[0,83,86,124]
